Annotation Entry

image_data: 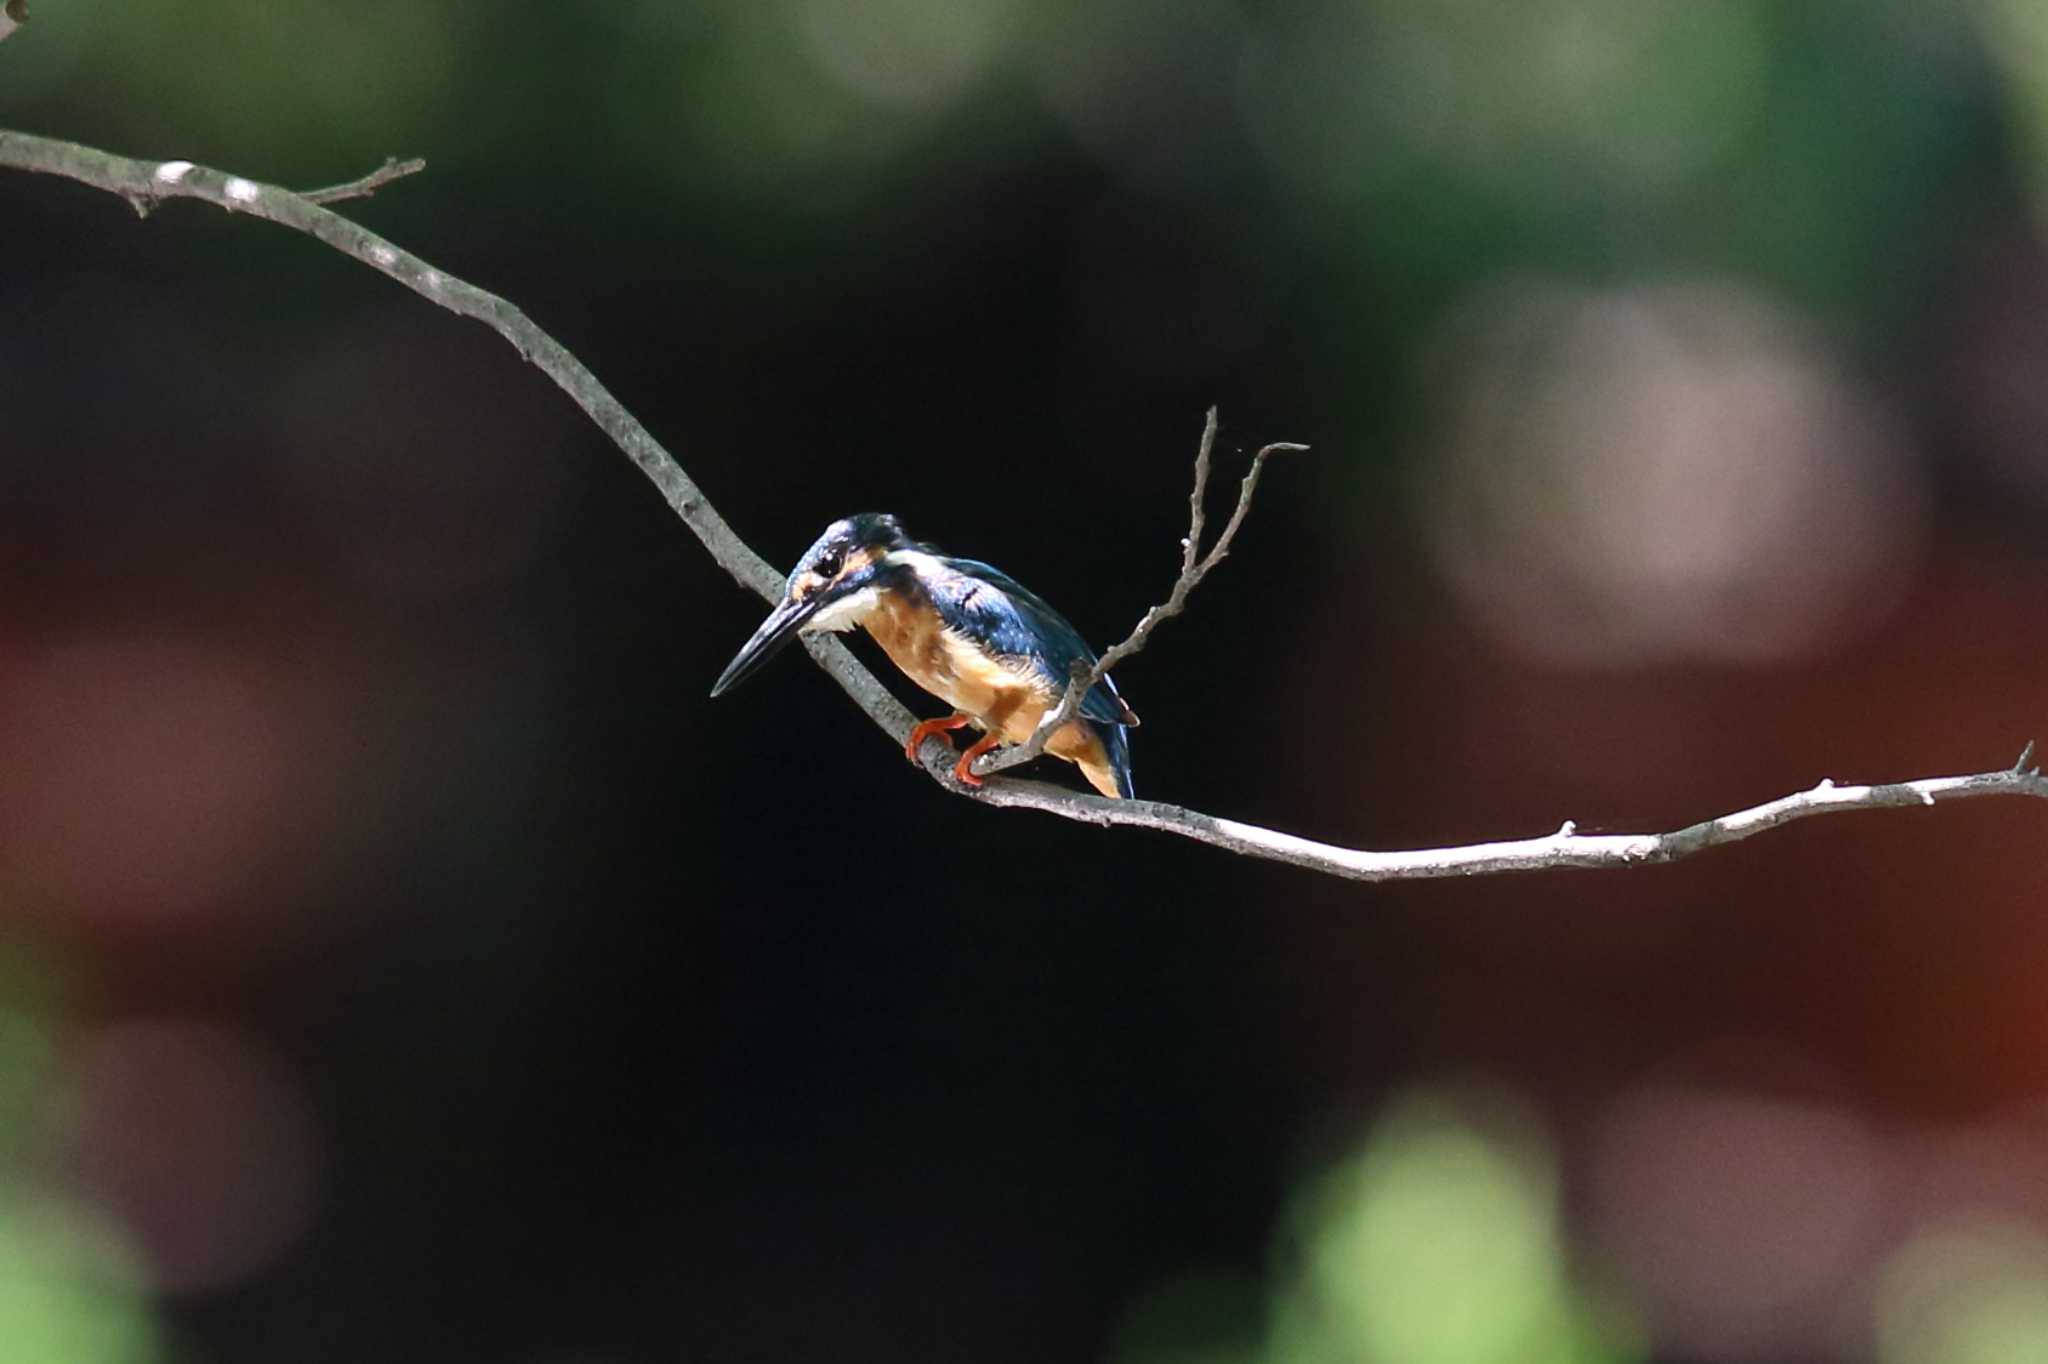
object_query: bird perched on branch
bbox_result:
[710,513,1138,799]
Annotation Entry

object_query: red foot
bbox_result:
[953,732,1001,788]
[905,713,972,764]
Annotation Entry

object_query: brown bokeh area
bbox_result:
[7,3,2048,1362]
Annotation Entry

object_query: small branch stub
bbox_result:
[301,156,428,206]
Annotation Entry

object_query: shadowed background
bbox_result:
[5,2,2048,1361]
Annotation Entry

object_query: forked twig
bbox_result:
[972,409,1305,778]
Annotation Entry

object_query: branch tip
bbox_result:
[2017,740,2037,774]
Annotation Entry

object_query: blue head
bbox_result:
[710,513,912,697]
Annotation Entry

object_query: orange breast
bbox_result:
[862,592,1056,738]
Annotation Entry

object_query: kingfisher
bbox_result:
[710,514,1138,799]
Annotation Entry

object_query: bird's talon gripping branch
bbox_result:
[954,732,1002,788]
[905,712,972,763]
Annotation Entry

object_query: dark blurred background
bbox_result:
[5,2,2048,1361]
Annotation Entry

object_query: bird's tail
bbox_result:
[1093,719,1135,800]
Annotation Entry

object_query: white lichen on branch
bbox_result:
[4,126,2044,884]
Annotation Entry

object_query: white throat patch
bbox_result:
[803,586,882,634]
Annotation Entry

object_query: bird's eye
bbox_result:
[815,553,843,578]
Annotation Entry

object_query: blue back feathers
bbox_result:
[930,559,1131,725]
[892,551,1136,798]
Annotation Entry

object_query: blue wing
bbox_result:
[925,556,1135,729]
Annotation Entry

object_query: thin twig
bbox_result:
[301,156,427,205]
[1182,407,1215,580]
[5,127,2045,884]
[973,410,1306,777]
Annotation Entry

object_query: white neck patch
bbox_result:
[888,550,946,579]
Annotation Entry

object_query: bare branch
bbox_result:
[974,410,1306,778]
[300,156,427,205]
[0,130,779,598]
[6,127,2046,884]
[967,752,2048,881]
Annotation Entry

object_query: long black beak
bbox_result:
[710,594,820,697]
